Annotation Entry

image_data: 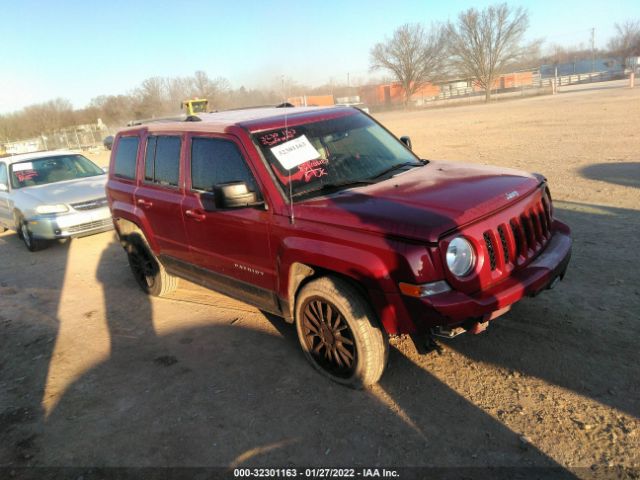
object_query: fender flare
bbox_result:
[278,237,395,319]
[111,203,159,252]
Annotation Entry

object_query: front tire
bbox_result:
[295,276,388,388]
[18,219,47,252]
[125,236,177,297]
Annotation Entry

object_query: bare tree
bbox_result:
[542,43,600,66]
[89,95,136,126]
[447,3,531,101]
[608,20,640,69]
[370,23,448,107]
[133,77,169,119]
[22,98,75,136]
[191,71,231,109]
[167,76,194,111]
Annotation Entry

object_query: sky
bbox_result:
[0,0,638,114]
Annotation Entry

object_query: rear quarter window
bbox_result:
[113,136,140,180]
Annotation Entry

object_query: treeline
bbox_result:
[0,71,341,142]
[370,5,640,105]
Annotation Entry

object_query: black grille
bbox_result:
[510,219,522,257]
[538,211,548,236]
[498,225,509,264]
[483,232,497,270]
[521,214,533,249]
[530,211,541,240]
[71,198,108,211]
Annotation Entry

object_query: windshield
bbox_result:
[10,154,104,189]
[191,101,208,113]
[253,113,421,200]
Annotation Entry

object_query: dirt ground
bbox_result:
[1,80,639,477]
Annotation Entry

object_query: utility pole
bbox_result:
[591,28,595,73]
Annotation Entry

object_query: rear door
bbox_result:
[107,134,141,225]
[134,134,190,262]
[181,134,277,310]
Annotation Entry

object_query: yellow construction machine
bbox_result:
[181,98,209,116]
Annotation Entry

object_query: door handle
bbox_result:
[137,198,153,209]
[185,209,206,221]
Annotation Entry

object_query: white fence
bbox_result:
[412,70,625,107]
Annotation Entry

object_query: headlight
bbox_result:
[36,204,69,214]
[446,237,476,277]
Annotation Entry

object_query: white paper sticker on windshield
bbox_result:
[13,162,33,171]
[270,135,321,170]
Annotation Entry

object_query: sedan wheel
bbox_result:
[19,220,45,252]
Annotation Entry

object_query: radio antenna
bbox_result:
[282,76,295,225]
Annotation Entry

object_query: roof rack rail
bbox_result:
[126,115,187,127]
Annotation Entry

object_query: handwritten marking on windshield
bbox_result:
[259,128,297,147]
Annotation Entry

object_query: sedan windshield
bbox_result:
[253,112,421,200]
[10,154,104,189]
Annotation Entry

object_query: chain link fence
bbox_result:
[1,124,113,156]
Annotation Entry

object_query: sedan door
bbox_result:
[0,162,12,229]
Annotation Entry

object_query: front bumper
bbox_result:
[27,206,113,239]
[375,227,572,334]
[424,229,572,324]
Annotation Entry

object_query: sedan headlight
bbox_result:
[36,204,69,214]
[446,237,475,277]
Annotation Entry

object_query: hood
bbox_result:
[19,175,108,206]
[294,160,541,243]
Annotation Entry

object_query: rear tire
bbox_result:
[125,236,177,297]
[295,276,388,388]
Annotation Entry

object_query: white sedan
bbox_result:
[0,150,112,251]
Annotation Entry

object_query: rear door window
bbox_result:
[113,137,140,180]
[191,137,257,193]
[144,136,181,187]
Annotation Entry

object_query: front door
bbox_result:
[134,135,190,262]
[0,162,11,229]
[181,135,276,310]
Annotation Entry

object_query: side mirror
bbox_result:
[0,183,7,192]
[400,136,412,150]
[211,181,263,209]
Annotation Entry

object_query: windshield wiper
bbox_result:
[293,179,375,198]
[369,161,423,180]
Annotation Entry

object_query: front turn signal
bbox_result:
[399,281,451,298]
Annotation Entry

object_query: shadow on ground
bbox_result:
[447,202,640,419]
[5,240,571,475]
[579,162,640,189]
[4,200,638,475]
[0,233,69,467]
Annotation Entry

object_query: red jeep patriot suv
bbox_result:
[106,106,571,387]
